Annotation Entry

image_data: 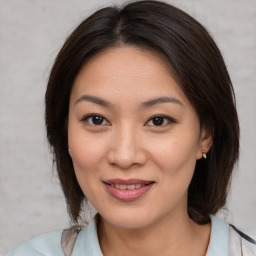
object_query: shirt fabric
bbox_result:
[5,215,255,256]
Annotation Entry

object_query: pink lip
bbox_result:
[103,179,154,202]
[104,179,153,185]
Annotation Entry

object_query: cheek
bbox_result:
[149,130,199,172]
[149,130,199,197]
[149,133,199,208]
[72,140,105,170]
[69,135,107,204]
[68,123,108,194]
[68,122,107,169]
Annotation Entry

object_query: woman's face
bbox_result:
[68,46,211,229]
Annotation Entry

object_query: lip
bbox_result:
[103,179,154,201]
[104,179,153,185]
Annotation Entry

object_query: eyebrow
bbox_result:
[75,95,183,108]
[141,96,183,108]
[75,95,113,107]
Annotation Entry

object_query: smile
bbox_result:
[104,179,154,201]
[110,184,145,190]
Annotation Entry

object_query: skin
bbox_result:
[68,46,212,256]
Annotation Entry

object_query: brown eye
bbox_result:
[152,116,164,126]
[82,114,109,126]
[91,116,104,125]
[146,115,175,126]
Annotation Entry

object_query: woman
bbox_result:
[7,1,256,255]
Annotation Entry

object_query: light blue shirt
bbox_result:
[207,215,229,255]
[6,215,229,256]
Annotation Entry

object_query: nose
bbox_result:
[107,125,147,169]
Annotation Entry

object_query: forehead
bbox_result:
[71,46,188,105]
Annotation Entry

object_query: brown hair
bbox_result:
[45,0,239,224]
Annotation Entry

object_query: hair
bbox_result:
[45,0,239,225]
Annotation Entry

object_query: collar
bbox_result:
[72,216,103,256]
[206,215,229,256]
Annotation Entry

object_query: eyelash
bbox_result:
[146,115,176,126]
[81,114,110,126]
[81,114,176,127]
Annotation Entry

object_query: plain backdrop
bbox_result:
[0,0,255,254]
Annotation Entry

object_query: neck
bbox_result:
[97,211,211,256]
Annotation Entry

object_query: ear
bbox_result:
[196,126,213,159]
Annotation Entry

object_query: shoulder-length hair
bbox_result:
[45,0,239,224]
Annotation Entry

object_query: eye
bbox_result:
[81,114,109,126]
[146,115,175,126]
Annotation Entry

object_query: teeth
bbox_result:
[110,184,146,190]
[119,184,127,190]
[127,184,135,189]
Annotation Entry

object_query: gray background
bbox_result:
[0,0,255,254]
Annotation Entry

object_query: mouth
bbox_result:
[110,183,149,190]
[103,179,155,201]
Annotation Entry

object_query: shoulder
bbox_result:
[5,229,64,256]
[5,218,101,256]
[208,215,256,256]
[229,224,256,255]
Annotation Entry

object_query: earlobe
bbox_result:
[202,150,207,159]
[197,127,213,159]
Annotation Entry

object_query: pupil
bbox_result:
[153,116,164,126]
[92,116,103,125]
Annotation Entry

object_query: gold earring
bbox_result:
[202,150,207,159]
[68,148,71,157]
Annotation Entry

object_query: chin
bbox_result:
[99,207,158,230]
